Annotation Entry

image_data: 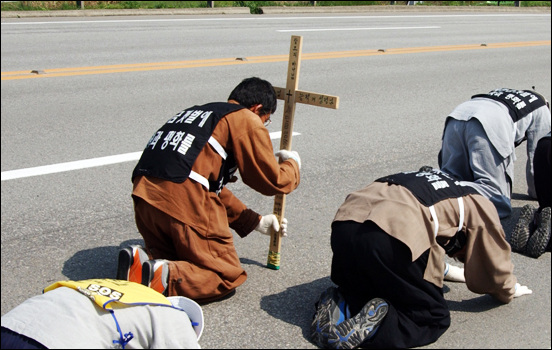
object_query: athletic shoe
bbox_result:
[311,287,387,349]
[311,286,350,348]
[142,259,169,295]
[116,245,149,283]
[510,204,536,252]
[327,297,388,349]
[525,207,551,258]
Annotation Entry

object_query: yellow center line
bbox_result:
[2,41,549,80]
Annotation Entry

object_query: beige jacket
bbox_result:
[333,181,517,304]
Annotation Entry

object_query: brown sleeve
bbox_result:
[463,196,517,304]
[219,187,261,238]
[229,208,262,238]
[211,106,298,237]
[227,109,300,196]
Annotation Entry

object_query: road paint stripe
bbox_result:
[277,25,440,32]
[2,41,549,80]
[1,131,300,181]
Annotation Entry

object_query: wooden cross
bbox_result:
[267,35,339,270]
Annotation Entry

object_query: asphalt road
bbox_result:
[1,6,551,349]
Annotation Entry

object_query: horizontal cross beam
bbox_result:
[273,87,339,110]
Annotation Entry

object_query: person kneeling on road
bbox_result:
[117,77,301,303]
[438,88,550,219]
[311,167,532,349]
[1,279,203,349]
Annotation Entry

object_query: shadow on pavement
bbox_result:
[260,276,334,342]
[239,257,266,268]
[62,239,144,281]
[446,295,502,312]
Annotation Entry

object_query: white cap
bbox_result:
[168,296,204,340]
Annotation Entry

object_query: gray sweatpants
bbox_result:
[439,118,512,218]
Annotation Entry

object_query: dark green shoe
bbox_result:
[526,207,551,258]
[510,204,536,252]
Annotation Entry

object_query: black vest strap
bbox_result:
[132,102,245,187]
[471,88,546,123]
[209,151,238,194]
[375,168,478,207]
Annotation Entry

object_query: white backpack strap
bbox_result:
[428,205,439,237]
[208,136,227,160]
[188,137,227,191]
[457,197,465,232]
[188,171,210,191]
[430,197,464,237]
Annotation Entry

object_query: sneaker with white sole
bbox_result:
[510,204,537,253]
[327,297,388,349]
[525,207,551,258]
[311,286,350,348]
[311,287,387,349]
[142,259,169,295]
[116,245,149,284]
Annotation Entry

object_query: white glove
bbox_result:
[444,263,466,283]
[255,214,288,237]
[513,282,532,298]
[275,150,301,170]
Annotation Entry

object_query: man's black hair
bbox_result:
[228,77,277,116]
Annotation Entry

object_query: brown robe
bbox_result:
[132,101,300,302]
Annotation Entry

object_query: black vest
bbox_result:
[375,168,478,207]
[471,88,546,123]
[132,102,245,190]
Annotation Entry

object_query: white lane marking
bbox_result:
[277,25,440,32]
[1,131,300,181]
